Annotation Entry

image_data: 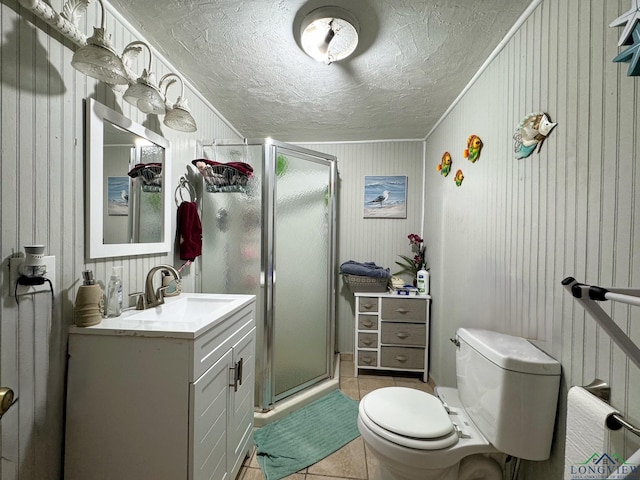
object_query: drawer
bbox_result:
[381,298,426,322]
[358,297,379,313]
[358,351,378,367]
[358,332,378,349]
[380,346,425,370]
[358,316,378,330]
[381,322,426,346]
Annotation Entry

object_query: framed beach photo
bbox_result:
[107,176,130,216]
[363,175,407,218]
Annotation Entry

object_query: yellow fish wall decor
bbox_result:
[436,152,452,177]
[454,169,464,187]
[463,135,483,163]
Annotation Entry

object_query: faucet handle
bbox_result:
[129,292,146,310]
[155,286,169,305]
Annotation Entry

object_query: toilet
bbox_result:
[357,328,561,480]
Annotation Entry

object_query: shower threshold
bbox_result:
[254,354,340,427]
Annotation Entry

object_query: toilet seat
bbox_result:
[360,387,459,450]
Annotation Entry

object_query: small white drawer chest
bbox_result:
[353,292,431,382]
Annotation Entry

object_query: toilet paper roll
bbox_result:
[564,386,620,480]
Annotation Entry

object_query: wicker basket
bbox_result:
[343,274,389,293]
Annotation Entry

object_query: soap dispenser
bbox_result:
[416,266,429,295]
[106,266,123,317]
[75,270,103,327]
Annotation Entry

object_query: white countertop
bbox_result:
[354,291,431,299]
[69,293,256,339]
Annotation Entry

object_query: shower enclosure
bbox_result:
[196,139,337,412]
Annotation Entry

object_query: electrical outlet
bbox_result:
[9,255,56,298]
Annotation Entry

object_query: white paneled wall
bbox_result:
[0,1,240,478]
[424,0,640,478]
[299,141,424,352]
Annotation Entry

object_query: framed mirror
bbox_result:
[85,98,171,259]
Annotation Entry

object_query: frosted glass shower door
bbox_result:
[272,147,333,401]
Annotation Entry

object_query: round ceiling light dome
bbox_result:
[300,6,359,64]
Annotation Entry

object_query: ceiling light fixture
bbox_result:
[300,6,359,64]
[122,41,166,115]
[159,73,198,132]
[70,0,129,84]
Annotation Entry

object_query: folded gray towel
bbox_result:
[339,261,391,279]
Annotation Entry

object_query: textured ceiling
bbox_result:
[108,0,532,142]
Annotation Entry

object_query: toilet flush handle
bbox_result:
[450,337,460,347]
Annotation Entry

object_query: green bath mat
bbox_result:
[254,389,360,480]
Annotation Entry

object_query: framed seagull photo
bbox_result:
[363,175,407,218]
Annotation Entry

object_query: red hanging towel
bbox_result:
[176,201,202,261]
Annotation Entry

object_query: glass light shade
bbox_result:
[123,70,165,115]
[71,27,129,84]
[164,97,197,132]
[300,7,359,64]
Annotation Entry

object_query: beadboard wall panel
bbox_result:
[0,1,240,479]
[424,0,640,478]
[299,141,424,352]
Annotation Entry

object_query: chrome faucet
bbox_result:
[139,264,181,309]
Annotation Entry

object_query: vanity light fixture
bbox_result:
[159,73,198,132]
[70,0,129,84]
[299,6,359,64]
[122,41,166,115]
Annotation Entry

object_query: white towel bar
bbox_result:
[562,277,640,370]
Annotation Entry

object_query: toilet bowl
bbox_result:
[358,387,499,480]
[356,328,561,480]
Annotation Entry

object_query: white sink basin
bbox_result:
[127,296,237,323]
[71,293,256,338]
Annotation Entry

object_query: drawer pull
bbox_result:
[361,320,374,328]
[362,303,375,310]
[395,308,410,314]
[394,355,408,363]
[395,332,409,339]
[361,357,374,364]
[361,339,373,346]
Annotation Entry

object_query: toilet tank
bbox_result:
[455,328,560,461]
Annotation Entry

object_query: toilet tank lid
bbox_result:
[457,328,560,375]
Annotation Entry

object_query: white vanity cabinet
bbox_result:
[353,292,430,382]
[64,294,256,480]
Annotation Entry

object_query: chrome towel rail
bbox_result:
[582,378,640,438]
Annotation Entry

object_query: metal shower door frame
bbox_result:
[205,138,337,411]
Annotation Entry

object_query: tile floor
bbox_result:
[238,356,435,480]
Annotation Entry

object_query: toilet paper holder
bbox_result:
[583,378,640,437]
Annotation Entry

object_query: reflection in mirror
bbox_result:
[86,98,171,259]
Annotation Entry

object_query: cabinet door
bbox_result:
[190,349,232,480]
[228,327,256,478]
